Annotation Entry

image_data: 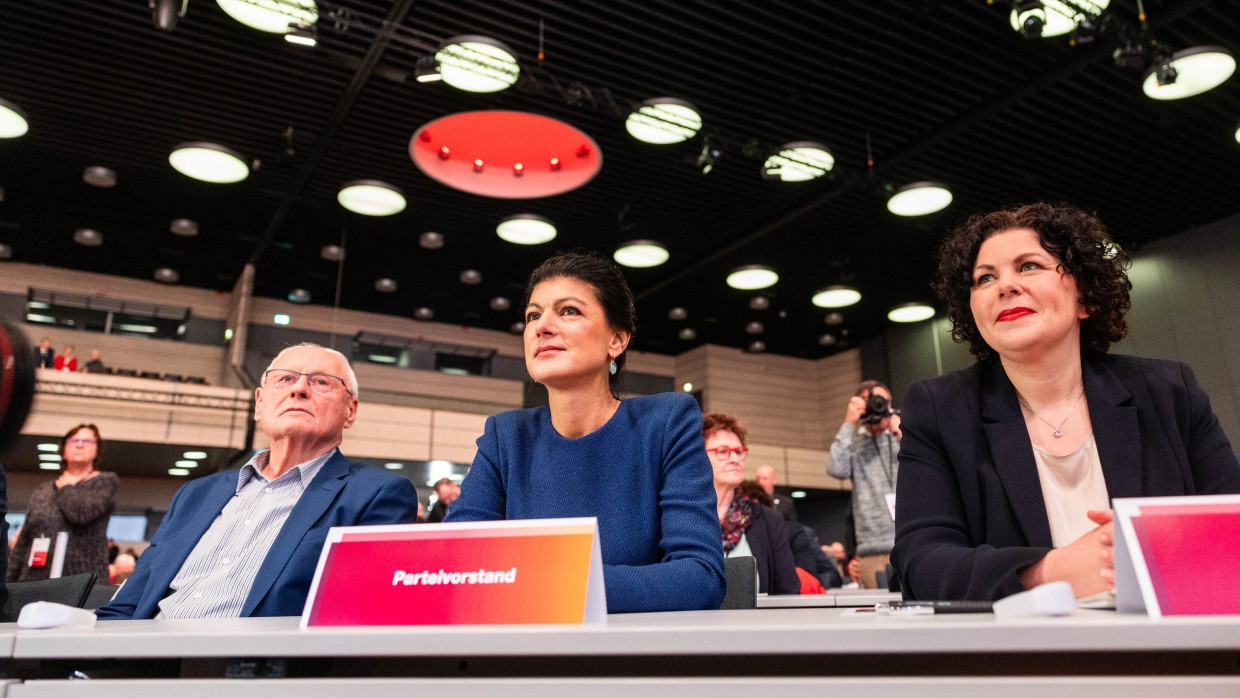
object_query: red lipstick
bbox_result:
[997,308,1033,322]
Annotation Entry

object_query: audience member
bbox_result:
[827,380,901,588]
[446,252,725,613]
[96,343,419,619]
[705,413,798,595]
[754,463,798,522]
[8,424,117,582]
[35,337,54,368]
[894,202,1240,601]
[107,538,119,563]
[424,477,459,523]
[53,345,78,372]
[826,540,849,582]
[109,553,136,584]
[84,348,106,373]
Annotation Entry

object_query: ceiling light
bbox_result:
[73,228,103,247]
[168,468,190,476]
[414,307,434,321]
[288,288,310,303]
[460,270,482,285]
[420,231,445,249]
[668,307,688,320]
[1142,47,1236,100]
[726,265,778,290]
[1235,123,1240,144]
[746,322,764,334]
[385,463,405,470]
[888,302,936,323]
[154,268,180,283]
[175,460,199,468]
[818,334,838,346]
[414,55,441,83]
[337,180,406,216]
[812,285,861,308]
[749,296,770,310]
[40,463,61,470]
[761,141,835,182]
[510,321,525,333]
[321,244,344,262]
[216,0,317,34]
[83,166,117,187]
[0,97,29,138]
[496,214,556,245]
[284,22,316,47]
[682,382,693,393]
[38,453,61,461]
[887,181,952,216]
[1010,1,1108,39]
[625,98,702,145]
[0,243,11,260]
[273,313,291,325]
[490,297,511,311]
[170,218,199,236]
[169,142,249,183]
[435,35,519,93]
[375,278,397,293]
[824,312,845,325]
[678,328,697,341]
[183,451,208,460]
[747,341,767,353]
[614,240,669,268]
[37,443,58,452]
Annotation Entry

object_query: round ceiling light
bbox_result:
[888,302,936,323]
[747,341,767,353]
[614,240,669,268]
[497,214,556,245]
[812,285,861,308]
[887,181,952,216]
[0,97,29,138]
[338,180,406,216]
[321,244,344,262]
[73,228,103,247]
[749,296,770,310]
[678,328,697,341]
[216,0,317,34]
[762,141,835,182]
[726,265,779,290]
[1009,1,1108,38]
[0,243,12,260]
[510,321,525,333]
[154,268,180,284]
[170,218,199,237]
[460,269,482,285]
[83,166,117,188]
[414,307,434,321]
[169,142,249,183]
[490,296,511,311]
[668,307,688,321]
[1142,46,1236,100]
[1235,123,1240,144]
[745,322,764,335]
[818,334,838,346]
[625,98,702,145]
[436,35,519,93]
[420,231,445,249]
[375,278,398,293]
[288,288,311,303]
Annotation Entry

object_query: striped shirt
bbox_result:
[156,449,334,619]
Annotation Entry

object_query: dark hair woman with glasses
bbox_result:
[447,251,725,613]
[702,412,799,595]
[9,423,118,582]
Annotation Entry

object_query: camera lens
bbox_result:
[867,394,888,413]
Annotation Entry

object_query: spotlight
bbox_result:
[285,22,317,47]
[435,35,519,93]
[414,55,441,83]
[695,138,722,175]
[1014,1,1046,39]
[1143,46,1235,100]
[152,0,186,31]
[1113,40,1148,71]
[1153,58,1178,87]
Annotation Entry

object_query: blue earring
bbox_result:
[609,360,617,375]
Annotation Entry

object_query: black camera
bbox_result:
[0,322,36,452]
[860,392,895,425]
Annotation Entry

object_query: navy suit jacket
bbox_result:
[743,502,800,595]
[892,355,1240,601]
[96,451,418,620]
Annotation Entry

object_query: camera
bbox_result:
[0,322,36,452]
[860,392,895,425]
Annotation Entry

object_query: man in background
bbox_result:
[424,477,460,523]
[754,464,798,522]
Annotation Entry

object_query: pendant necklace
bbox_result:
[1017,388,1084,438]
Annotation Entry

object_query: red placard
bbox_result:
[300,519,605,627]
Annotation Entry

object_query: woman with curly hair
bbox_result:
[892,202,1239,601]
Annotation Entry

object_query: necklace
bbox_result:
[1017,389,1085,438]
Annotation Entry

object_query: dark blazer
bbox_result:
[893,355,1240,601]
[743,503,800,595]
[96,451,419,620]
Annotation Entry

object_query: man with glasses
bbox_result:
[98,343,419,620]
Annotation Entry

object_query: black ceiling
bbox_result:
[1,1,1238,359]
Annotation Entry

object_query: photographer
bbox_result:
[827,380,900,589]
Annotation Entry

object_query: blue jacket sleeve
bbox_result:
[602,396,725,612]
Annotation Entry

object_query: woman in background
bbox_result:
[9,424,118,582]
[893,202,1240,601]
[447,252,725,613]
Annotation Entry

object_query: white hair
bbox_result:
[263,342,359,398]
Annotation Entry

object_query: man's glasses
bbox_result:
[706,446,748,460]
[66,438,97,446]
[263,369,352,395]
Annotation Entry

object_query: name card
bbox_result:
[300,517,606,627]
[1113,495,1240,617]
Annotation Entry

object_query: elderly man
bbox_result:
[97,344,419,620]
[754,464,798,522]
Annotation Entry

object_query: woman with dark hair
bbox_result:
[892,202,1240,602]
[9,424,118,582]
[705,414,799,595]
[447,251,725,613]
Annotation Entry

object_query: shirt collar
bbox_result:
[236,448,337,493]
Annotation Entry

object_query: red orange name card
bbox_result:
[1113,495,1240,617]
[299,518,606,627]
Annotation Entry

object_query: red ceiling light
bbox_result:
[411,111,602,199]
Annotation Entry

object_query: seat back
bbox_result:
[0,573,97,622]
[84,584,121,610]
[719,556,757,610]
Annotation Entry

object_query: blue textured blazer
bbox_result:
[96,451,419,620]
[893,355,1240,601]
